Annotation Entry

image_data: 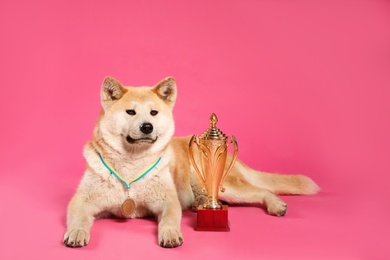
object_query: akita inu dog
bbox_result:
[63,76,319,248]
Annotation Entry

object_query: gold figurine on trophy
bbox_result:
[189,113,238,231]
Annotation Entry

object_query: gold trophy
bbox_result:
[189,113,238,231]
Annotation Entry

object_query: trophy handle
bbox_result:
[189,135,206,184]
[220,135,238,192]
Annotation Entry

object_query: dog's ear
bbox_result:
[101,76,126,110]
[152,77,177,109]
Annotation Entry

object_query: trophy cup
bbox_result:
[189,113,238,231]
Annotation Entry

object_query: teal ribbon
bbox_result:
[99,153,162,189]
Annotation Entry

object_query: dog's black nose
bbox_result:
[140,123,153,134]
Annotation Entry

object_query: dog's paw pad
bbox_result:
[159,229,183,248]
[267,202,288,217]
[63,228,90,248]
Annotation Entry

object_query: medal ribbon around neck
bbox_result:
[98,153,162,217]
[98,153,162,189]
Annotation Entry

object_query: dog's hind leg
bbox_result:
[219,178,288,216]
[217,159,319,216]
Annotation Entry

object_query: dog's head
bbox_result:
[96,76,177,155]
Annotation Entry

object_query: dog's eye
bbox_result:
[126,109,136,116]
[150,110,158,116]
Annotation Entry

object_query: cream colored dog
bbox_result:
[63,76,319,248]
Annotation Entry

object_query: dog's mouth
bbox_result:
[126,135,157,144]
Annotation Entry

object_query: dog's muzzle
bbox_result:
[125,123,157,144]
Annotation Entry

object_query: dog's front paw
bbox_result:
[63,228,90,248]
[267,200,288,216]
[158,228,183,248]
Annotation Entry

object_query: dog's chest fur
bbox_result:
[83,142,175,218]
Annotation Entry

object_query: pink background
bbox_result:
[1,0,389,259]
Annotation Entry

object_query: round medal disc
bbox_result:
[121,198,136,216]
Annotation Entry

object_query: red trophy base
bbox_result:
[195,205,230,231]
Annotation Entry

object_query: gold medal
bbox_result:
[121,198,136,216]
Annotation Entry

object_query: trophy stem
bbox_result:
[203,196,223,209]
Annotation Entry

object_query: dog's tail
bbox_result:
[229,158,320,195]
[234,160,320,195]
[228,157,320,195]
[259,171,320,195]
